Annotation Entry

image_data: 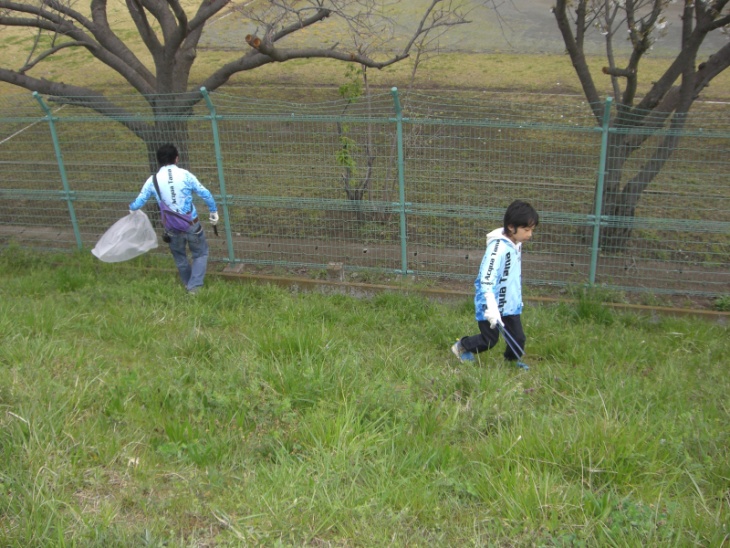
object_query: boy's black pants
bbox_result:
[460,314,526,361]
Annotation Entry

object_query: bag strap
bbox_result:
[152,173,167,210]
[152,173,165,209]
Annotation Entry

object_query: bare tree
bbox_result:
[552,0,730,249]
[0,0,467,169]
[330,1,468,207]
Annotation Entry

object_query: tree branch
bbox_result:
[90,0,155,87]
[30,0,94,28]
[0,0,157,92]
[197,51,276,92]
[695,41,730,90]
[0,67,152,134]
[553,0,602,120]
[271,6,331,42]
[245,34,408,67]
[19,41,84,73]
[189,0,230,33]
[125,0,164,55]
[399,0,469,57]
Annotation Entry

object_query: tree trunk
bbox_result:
[592,113,687,252]
[140,95,195,172]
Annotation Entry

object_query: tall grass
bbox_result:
[0,247,727,546]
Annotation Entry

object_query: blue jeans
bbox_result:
[167,223,208,291]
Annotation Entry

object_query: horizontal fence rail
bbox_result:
[0,88,728,297]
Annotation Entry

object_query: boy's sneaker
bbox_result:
[451,340,475,362]
[514,360,530,370]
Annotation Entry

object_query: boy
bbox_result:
[130,143,219,293]
[451,200,539,369]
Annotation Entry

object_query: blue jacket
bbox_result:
[474,228,524,321]
[130,165,217,219]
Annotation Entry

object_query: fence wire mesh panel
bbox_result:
[0,89,728,298]
[211,91,403,272]
[594,115,730,296]
[399,92,603,288]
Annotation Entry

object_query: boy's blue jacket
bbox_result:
[129,165,217,219]
[474,228,524,321]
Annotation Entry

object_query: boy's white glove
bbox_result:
[486,308,502,329]
[209,211,219,225]
[485,293,502,329]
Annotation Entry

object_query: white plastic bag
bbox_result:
[91,210,158,263]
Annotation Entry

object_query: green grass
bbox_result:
[715,295,730,312]
[0,246,728,545]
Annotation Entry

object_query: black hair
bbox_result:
[503,200,539,234]
[156,143,178,166]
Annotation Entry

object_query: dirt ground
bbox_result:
[216,261,727,321]
[4,223,725,316]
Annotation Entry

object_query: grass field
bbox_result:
[0,247,728,545]
[1,0,730,101]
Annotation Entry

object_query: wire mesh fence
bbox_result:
[0,88,728,297]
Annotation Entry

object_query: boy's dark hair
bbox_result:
[156,143,178,167]
[504,200,539,232]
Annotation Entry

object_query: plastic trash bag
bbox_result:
[91,210,158,263]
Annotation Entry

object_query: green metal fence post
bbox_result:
[33,91,82,250]
[200,87,235,263]
[391,87,409,275]
[589,97,613,285]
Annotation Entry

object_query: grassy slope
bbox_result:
[1,1,729,101]
[0,248,728,545]
[3,47,729,102]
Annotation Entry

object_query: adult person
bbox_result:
[130,143,219,293]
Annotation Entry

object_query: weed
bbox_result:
[714,294,730,312]
[637,292,663,307]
